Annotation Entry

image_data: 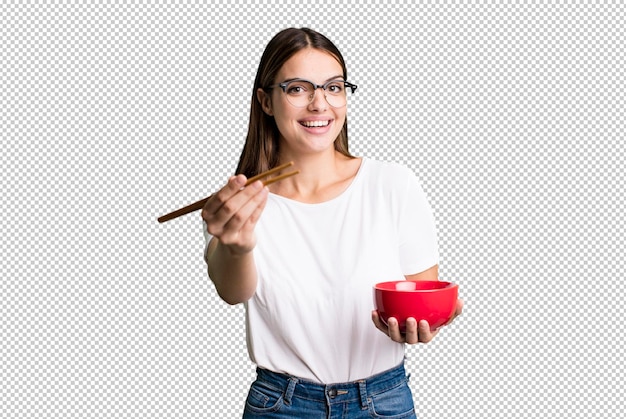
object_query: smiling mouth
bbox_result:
[300,120,330,128]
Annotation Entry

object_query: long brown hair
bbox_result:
[235,27,354,177]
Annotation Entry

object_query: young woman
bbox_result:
[202,27,463,418]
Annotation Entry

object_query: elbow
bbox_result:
[207,269,256,305]
[219,293,250,306]
[215,286,255,306]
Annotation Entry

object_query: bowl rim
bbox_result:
[373,280,458,292]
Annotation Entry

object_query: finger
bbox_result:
[204,180,265,234]
[228,186,269,237]
[219,184,268,240]
[387,317,405,343]
[371,310,390,335]
[455,298,464,317]
[444,298,465,327]
[213,189,267,255]
[418,320,439,343]
[241,188,269,232]
[202,175,247,216]
[404,317,418,344]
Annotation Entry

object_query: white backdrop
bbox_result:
[2,1,624,418]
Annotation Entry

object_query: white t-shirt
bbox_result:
[204,158,439,383]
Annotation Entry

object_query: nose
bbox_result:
[307,87,328,110]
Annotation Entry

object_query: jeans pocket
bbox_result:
[367,381,416,418]
[244,380,285,414]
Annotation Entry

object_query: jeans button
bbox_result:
[328,388,337,398]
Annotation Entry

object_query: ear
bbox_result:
[256,88,274,116]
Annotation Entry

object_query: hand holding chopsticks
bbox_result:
[157,161,299,223]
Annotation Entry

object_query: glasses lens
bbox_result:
[324,81,348,108]
[283,80,350,108]
[284,81,315,108]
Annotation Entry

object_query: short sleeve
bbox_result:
[397,171,439,275]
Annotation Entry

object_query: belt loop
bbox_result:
[284,377,298,405]
[358,380,368,409]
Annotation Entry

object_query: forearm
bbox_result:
[206,239,258,305]
[405,264,439,281]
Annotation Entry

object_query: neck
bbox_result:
[271,150,360,203]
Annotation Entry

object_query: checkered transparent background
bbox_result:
[1,1,624,418]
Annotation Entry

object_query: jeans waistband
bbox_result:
[255,363,409,408]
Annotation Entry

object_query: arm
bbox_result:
[371,264,464,344]
[202,175,268,305]
[371,165,462,342]
[205,237,258,305]
[405,264,438,281]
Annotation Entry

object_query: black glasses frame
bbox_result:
[267,79,358,95]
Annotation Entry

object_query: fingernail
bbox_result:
[233,175,246,186]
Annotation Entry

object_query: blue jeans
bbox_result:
[242,363,417,418]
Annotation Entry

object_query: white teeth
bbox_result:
[301,120,329,128]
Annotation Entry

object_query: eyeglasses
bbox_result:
[267,78,358,108]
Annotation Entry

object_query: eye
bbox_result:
[326,82,345,94]
[286,82,310,95]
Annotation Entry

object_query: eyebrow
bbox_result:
[281,75,345,83]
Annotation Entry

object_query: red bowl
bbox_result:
[373,281,458,332]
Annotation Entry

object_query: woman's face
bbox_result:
[258,48,347,156]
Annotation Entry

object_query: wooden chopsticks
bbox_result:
[157,162,298,223]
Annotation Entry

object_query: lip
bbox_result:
[298,118,334,133]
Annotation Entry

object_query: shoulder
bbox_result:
[361,158,419,188]
[354,159,427,210]
[363,157,414,174]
